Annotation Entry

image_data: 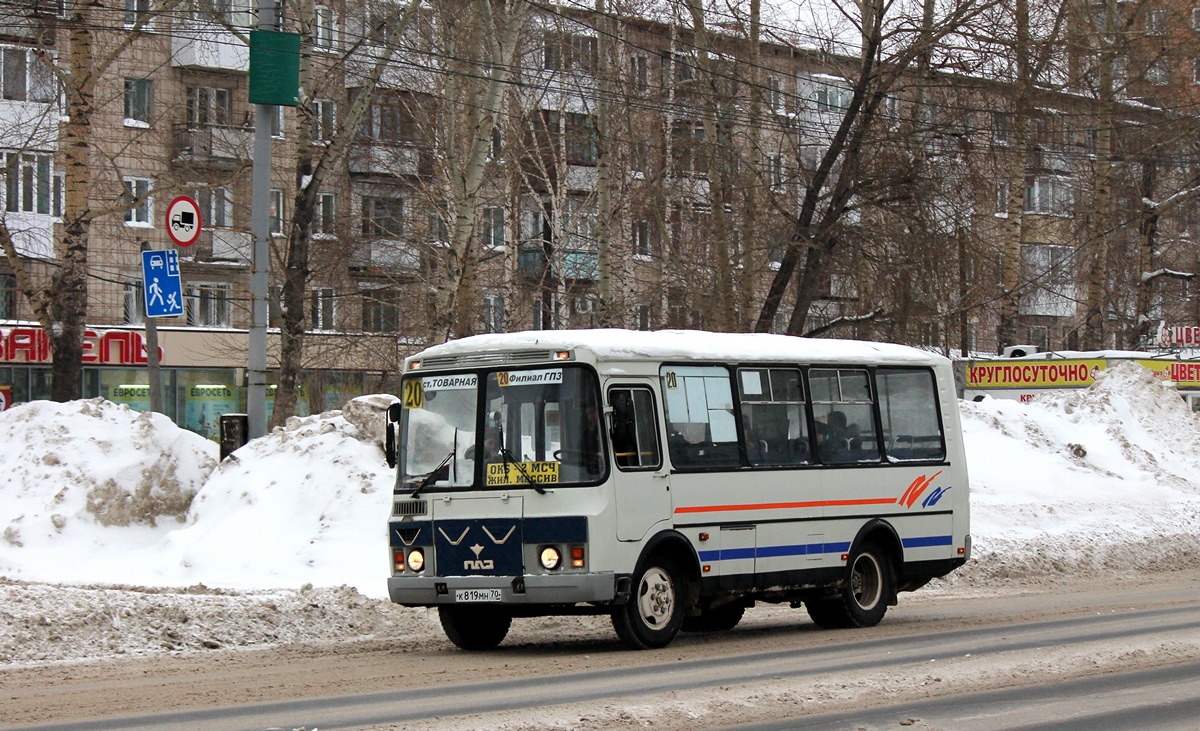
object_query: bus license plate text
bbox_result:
[455,588,502,602]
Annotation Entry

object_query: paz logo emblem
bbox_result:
[464,543,493,571]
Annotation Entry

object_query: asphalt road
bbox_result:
[5,573,1200,730]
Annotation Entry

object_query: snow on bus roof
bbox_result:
[412,330,943,366]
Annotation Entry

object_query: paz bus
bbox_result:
[384,330,971,650]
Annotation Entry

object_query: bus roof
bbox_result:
[408,329,946,369]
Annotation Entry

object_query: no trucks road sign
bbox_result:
[166,195,202,247]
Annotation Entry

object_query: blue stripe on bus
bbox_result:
[901,534,954,548]
[696,535,952,562]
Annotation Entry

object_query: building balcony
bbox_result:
[173,125,253,168]
[170,19,250,72]
[347,142,429,178]
[180,229,252,264]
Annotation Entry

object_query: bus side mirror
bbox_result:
[384,402,402,468]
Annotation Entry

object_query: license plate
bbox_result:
[455,588,502,602]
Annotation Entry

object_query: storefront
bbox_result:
[960,350,1200,412]
[0,323,403,439]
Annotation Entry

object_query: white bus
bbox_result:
[385,330,971,650]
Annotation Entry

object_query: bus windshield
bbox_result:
[397,366,605,493]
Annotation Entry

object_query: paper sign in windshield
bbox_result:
[496,369,563,387]
[486,461,560,486]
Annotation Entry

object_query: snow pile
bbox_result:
[958,361,1200,584]
[153,394,397,593]
[0,399,217,580]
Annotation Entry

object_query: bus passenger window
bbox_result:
[877,368,945,462]
[609,387,662,470]
[737,367,810,467]
[810,368,880,465]
[660,366,740,469]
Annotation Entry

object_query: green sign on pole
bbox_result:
[249,30,301,106]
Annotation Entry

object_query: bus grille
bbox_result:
[418,350,556,369]
[393,500,428,517]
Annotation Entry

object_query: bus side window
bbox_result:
[609,386,662,470]
[877,368,945,462]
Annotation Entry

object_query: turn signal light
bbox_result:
[393,550,405,572]
[570,546,585,569]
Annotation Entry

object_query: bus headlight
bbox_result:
[408,548,425,572]
[539,546,562,570]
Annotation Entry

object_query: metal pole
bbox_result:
[247,0,278,439]
[140,241,163,414]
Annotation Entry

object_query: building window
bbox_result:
[636,304,651,331]
[482,206,505,249]
[362,196,404,238]
[565,112,597,165]
[189,186,232,228]
[186,282,232,327]
[671,122,707,176]
[483,291,505,333]
[361,287,399,332]
[631,55,649,92]
[768,153,785,192]
[186,85,232,127]
[3,151,52,215]
[310,287,335,330]
[124,0,149,27]
[311,98,335,143]
[1193,59,1200,84]
[993,112,1010,146]
[1146,9,1166,35]
[1025,175,1074,216]
[313,5,335,49]
[1194,7,1200,31]
[123,78,152,124]
[2,46,56,103]
[314,192,336,236]
[270,105,285,137]
[766,75,785,114]
[630,140,646,174]
[1146,59,1169,86]
[123,177,152,225]
[269,188,283,235]
[123,281,146,325]
[633,219,652,258]
[995,180,1010,216]
[429,211,448,243]
[0,272,16,319]
[815,83,852,112]
[543,32,597,74]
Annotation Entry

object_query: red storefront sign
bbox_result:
[0,326,165,365]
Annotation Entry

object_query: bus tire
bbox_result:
[438,605,512,650]
[612,556,687,649]
[808,540,892,629]
[682,602,745,633]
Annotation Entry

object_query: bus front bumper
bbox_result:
[388,571,621,606]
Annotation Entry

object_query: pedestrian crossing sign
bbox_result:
[141,249,184,318]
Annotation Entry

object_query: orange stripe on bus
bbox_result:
[674,498,898,514]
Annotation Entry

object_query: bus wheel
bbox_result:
[682,602,745,633]
[612,556,686,649]
[806,541,892,629]
[438,605,512,650]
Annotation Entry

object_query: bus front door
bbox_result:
[608,384,672,541]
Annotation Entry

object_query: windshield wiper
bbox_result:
[493,411,545,494]
[498,446,545,494]
[410,450,455,499]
